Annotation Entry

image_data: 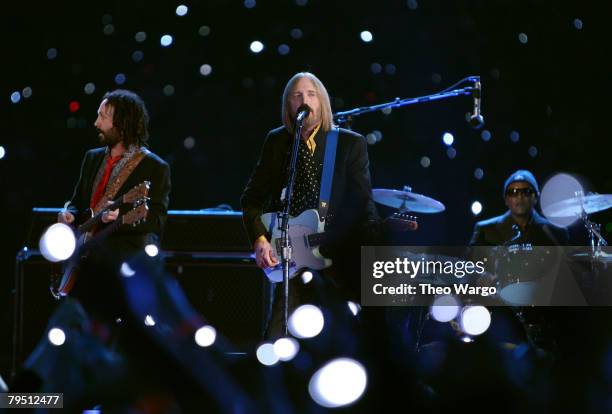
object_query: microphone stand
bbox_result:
[333,75,481,127]
[278,118,305,336]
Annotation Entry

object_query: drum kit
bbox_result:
[372,186,612,306]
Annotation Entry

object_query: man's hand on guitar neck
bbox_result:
[101,207,119,223]
[254,235,279,269]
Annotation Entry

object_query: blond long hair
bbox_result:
[281,72,334,133]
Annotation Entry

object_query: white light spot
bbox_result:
[288,304,324,339]
[301,270,313,284]
[145,244,159,257]
[420,156,431,168]
[199,64,212,76]
[347,301,361,316]
[0,146,5,160]
[39,223,76,262]
[250,40,264,53]
[84,82,96,95]
[573,18,583,30]
[471,201,483,216]
[430,295,460,322]
[10,91,21,104]
[144,315,156,326]
[460,306,491,336]
[182,136,195,150]
[120,262,136,277]
[366,133,377,145]
[540,173,584,227]
[256,343,279,366]
[103,24,114,35]
[160,35,174,47]
[309,358,368,408]
[175,5,189,16]
[360,31,373,42]
[22,87,33,98]
[442,132,454,146]
[381,107,392,115]
[48,328,66,346]
[518,33,528,44]
[134,31,147,42]
[194,325,216,347]
[474,168,484,180]
[273,337,300,361]
[163,84,175,96]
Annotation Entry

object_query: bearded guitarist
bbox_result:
[57,89,171,297]
[241,72,414,339]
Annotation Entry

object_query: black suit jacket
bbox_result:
[67,147,171,253]
[241,126,380,255]
[469,210,569,246]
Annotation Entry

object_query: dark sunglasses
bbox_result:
[506,187,535,197]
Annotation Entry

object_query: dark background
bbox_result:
[1,0,609,379]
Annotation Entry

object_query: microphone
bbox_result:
[295,104,311,124]
[469,80,484,129]
[510,224,522,242]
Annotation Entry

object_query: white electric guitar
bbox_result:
[260,209,418,282]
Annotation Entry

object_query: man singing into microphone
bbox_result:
[241,72,381,338]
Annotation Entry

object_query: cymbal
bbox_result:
[546,194,612,217]
[372,188,445,213]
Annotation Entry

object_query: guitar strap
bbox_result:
[92,147,149,215]
[318,127,339,221]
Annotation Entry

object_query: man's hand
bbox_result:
[58,210,75,224]
[254,236,279,269]
[101,208,119,223]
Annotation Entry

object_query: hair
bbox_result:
[281,72,334,133]
[102,89,150,147]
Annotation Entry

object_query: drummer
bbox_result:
[470,169,568,247]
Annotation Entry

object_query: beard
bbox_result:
[98,128,122,147]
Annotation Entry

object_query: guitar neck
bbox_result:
[77,198,122,233]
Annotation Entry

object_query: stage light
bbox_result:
[39,223,76,262]
[183,136,195,149]
[114,73,126,85]
[273,337,299,361]
[277,44,290,55]
[420,156,431,168]
[446,147,457,159]
[407,0,418,10]
[347,301,361,316]
[381,107,392,115]
[474,168,484,180]
[574,18,583,30]
[160,35,174,47]
[198,26,211,36]
[134,31,147,42]
[518,33,528,44]
[48,328,66,346]
[22,87,32,98]
[250,41,264,53]
[176,5,189,16]
[290,28,303,39]
[144,315,156,326]
[144,244,159,257]
[430,295,460,322]
[120,262,136,277]
[540,173,584,227]
[459,305,491,336]
[385,64,396,75]
[47,48,58,60]
[296,0,308,5]
[103,24,114,35]
[0,146,5,160]
[370,62,382,74]
[301,270,313,284]
[194,325,216,347]
[163,85,175,96]
[360,31,373,42]
[84,82,96,95]
[69,101,80,113]
[10,92,21,104]
[288,304,324,339]
[480,129,491,141]
[528,146,538,157]
[244,0,256,8]
[366,133,376,145]
[442,132,454,146]
[132,51,144,62]
[199,64,212,76]
[256,343,279,366]
[309,358,367,408]
[471,201,483,216]
[510,130,520,142]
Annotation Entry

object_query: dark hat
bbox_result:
[503,170,539,196]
